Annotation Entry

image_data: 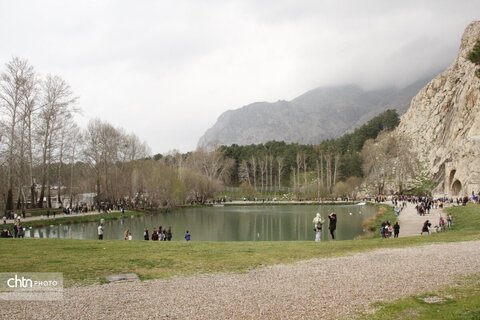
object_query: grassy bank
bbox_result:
[358,204,397,239]
[360,274,480,320]
[1,204,479,288]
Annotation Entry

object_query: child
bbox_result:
[184,230,191,241]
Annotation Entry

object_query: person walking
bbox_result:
[312,212,324,242]
[328,212,337,240]
[421,220,431,235]
[393,222,400,238]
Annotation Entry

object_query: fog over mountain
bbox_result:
[198,77,432,147]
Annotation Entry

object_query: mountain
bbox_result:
[395,21,480,197]
[198,78,431,148]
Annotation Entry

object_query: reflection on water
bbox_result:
[26,204,377,241]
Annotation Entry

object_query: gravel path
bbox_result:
[2,240,479,319]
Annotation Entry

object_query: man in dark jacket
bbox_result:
[328,212,337,240]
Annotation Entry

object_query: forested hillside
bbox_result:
[220,109,399,196]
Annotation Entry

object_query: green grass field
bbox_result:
[359,275,480,320]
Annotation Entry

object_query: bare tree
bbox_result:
[37,75,77,208]
[296,152,302,190]
[259,158,266,192]
[83,119,120,202]
[20,65,41,208]
[276,156,284,191]
[303,152,307,186]
[238,159,251,185]
[249,156,257,190]
[333,154,340,188]
[0,57,36,211]
[66,123,82,208]
[268,154,273,192]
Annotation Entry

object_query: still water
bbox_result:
[26,204,377,241]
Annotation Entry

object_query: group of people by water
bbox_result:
[142,226,173,241]
[96,224,192,242]
[1,214,24,238]
[380,221,400,238]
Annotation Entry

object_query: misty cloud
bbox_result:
[1,0,479,153]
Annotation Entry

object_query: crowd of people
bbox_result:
[379,221,400,238]
[388,195,456,236]
[142,226,173,241]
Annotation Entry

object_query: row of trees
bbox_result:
[0,57,433,211]
[0,57,78,210]
[0,57,239,210]
[220,109,403,198]
[0,57,157,211]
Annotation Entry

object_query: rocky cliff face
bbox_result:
[396,21,480,197]
[198,79,430,148]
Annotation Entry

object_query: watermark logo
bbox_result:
[0,272,63,301]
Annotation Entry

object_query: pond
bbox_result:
[25,203,378,241]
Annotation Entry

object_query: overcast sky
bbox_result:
[1,1,479,154]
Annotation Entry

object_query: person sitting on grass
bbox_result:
[151,228,159,241]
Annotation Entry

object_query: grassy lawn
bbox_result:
[359,274,480,320]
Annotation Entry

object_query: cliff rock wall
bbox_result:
[396,21,480,196]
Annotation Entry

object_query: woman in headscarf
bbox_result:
[312,213,324,242]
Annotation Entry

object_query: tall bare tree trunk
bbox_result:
[57,131,65,207]
[296,153,301,190]
[250,156,257,191]
[320,153,324,188]
[269,155,273,193]
[333,155,340,189]
[276,157,284,191]
[292,167,296,191]
[303,153,307,186]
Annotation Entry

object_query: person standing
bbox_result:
[328,212,337,240]
[312,213,324,242]
[447,214,452,228]
[17,224,24,238]
[97,223,104,240]
[393,222,400,238]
